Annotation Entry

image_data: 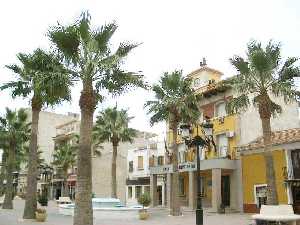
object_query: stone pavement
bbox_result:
[0,200,254,225]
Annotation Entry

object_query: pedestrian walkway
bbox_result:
[0,200,253,225]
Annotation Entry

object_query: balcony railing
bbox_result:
[282,166,300,180]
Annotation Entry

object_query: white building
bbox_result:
[126,135,166,206]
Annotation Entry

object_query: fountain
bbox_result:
[59,198,144,216]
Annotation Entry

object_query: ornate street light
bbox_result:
[12,171,19,195]
[180,119,214,225]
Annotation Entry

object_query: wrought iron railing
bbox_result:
[283,166,294,180]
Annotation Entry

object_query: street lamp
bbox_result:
[12,171,19,195]
[180,119,214,225]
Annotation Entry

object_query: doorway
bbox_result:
[157,185,162,205]
[292,185,300,214]
[221,176,230,207]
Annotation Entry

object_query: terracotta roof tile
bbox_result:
[239,128,300,151]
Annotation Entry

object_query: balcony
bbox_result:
[283,166,300,180]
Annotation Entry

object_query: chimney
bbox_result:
[200,57,207,67]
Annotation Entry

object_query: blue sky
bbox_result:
[0,0,300,135]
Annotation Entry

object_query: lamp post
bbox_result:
[180,120,213,225]
[12,171,19,196]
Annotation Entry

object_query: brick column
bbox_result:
[188,171,196,209]
[150,174,158,207]
[166,173,172,209]
[212,168,222,212]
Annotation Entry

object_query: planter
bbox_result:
[139,209,149,220]
[35,212,47,222]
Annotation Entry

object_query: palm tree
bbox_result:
[227,40,300,204]
[52,143,76,197]
[93,106,136,198]
[145,70,200,216]
[48,12,144,225]
[1,49,72,218]
[0,108,30,209]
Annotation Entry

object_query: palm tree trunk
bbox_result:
[63,170,69,197]
[261,116,278,205]
[23,100,41,219]
[3,143,16,209]
[74,83,95,225]
[0,153,7,196]
[111,142,118,198]
[171,121,181,216]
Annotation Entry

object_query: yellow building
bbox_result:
[149,60,300,213]
[239,128,300,213]
[150,61,244,212]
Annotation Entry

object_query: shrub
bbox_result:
[36,208,46,214]
[38,193,48,206]
[138,192,151,209]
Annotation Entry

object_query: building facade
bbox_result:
[52,116,157,203]
[149,62,300,213]
[52,119,80,200]
[126,136,166,206]
[239,128,300,213]
[150,64,243,212]
[18,110,80,195]
[92,131,156,204]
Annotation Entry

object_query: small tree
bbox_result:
[138,192,151,209]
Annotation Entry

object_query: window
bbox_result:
[149,143,157,150]
[128,161,133,172]
[291,149,300,179]
[194,78,202,87]
[215,101,227,117]
[179,175,185,196]
[157,156,164,165]
[138,156,144,170]
[135,186,142,199]
[149,156,155,167]
[216,134,228,157]
[128,186,132,199]
[144,186,150,194]
[254,184,267,208]
[179,151,187,163]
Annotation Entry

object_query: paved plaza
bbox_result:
[0,200,253,225]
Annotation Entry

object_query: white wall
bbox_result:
[238,96,299,145]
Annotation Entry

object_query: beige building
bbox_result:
[25,109,80,164]
[18,110,80,194]
[92,131,156,203]
[52,116,156,204]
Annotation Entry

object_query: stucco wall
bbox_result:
[241,149,287,212]
[238,97,299,145]
[92,133,153,204]
[25,109,79,164]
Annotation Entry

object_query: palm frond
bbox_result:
[226,94,250,114]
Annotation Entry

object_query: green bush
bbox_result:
[138,192,151,209]
[38,193,48,206]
